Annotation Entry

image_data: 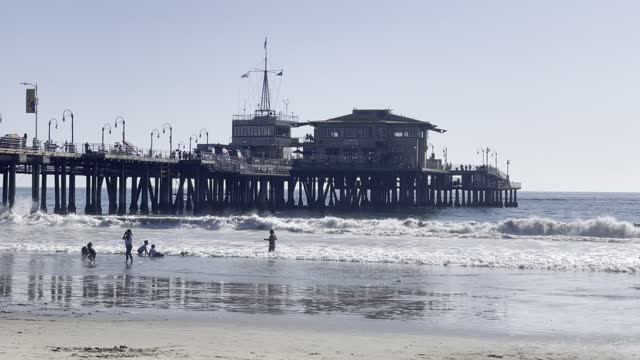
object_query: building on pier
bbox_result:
[227,38,300,160]
[294,109,445,169]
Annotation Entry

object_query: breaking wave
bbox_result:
[1,211,638,241]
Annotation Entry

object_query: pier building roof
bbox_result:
[297,109,446,133]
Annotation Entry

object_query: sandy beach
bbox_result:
[0,315,638,360]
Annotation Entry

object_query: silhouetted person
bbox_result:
[122,229,134,263]
[87,242,96,263]
[264,229,277,252]
[81,243,90,257]
[137,240,149,256]
[149,244,164,257]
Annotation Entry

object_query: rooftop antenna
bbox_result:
[241,37,283,116]
[260,37,270,112]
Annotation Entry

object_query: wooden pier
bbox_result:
[0,146,520,215]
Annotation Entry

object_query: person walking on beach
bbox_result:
[122,229,134,263]
[264,229,277,252]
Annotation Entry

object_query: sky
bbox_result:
[0,0,638,192]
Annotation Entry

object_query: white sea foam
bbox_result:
[3,211,640,273]
[1,211,638,240]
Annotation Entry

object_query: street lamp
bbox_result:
[198,128,209,146]
[114,116,126,143]
[62,109,74,145]
[101,124,112,149]
[177,140,186,150]
[507,160,511,180]
[442,146,448,165]
[162,123,173,154]
[189,134,198,152]
[20,82,38,141]
[150,129,160,154]
[48,118,58,148]
[477,147,490,166]
[491,150,498,169]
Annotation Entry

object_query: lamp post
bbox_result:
[477,147,490,166]
[162,123,173,154]
[20,82,38,141]
[442,146,448,165]
[101,124,112,150]
[48,118,58,147]
[491,150,498,169]
[189,134,198,152]
[114,116,126,143]
[0,112,3,123]
[62,109,74,146]
[150,129,160,155]
[507,160,511,180]
[198,128,209,146]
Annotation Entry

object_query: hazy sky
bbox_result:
[1,0,638,192]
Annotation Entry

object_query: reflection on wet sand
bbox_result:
[0,272,498,321]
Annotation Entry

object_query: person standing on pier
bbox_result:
[264,229,277,252]
[122,229,134,263]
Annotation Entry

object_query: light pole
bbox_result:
[62,109,74,145]
[491,150,498,169]
[198,128,209,146]
[20,82,38,141]
[114,116,126,143]
[189,134,198,152]
[101,124,112,149]
[507,160,511,180]
[48,118,58,147]
[150,129,160,155]
[477,147,490,166]
[162,123,172,154]
[442,146,448,165]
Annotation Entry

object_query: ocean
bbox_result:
[1,189,639,342]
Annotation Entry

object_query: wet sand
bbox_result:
[1,315,639,360]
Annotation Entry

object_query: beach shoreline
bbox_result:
[1,313,638,360]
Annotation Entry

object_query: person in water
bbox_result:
[81,243,90,257]
[87,242,96,263]
[149,244,165,258]
[123,229,134,263]
[137,240,149,256]
[264,229,277,252]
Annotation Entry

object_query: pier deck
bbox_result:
[0,145,520,215]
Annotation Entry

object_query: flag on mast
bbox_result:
[276,71,283,76]
[241,72,249,78]
[264,37,267,49]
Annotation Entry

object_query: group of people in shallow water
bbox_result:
[81,229,165,263]
[81,228,278,263]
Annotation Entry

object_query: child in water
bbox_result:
[137,240,149,256]
[87,242,96,263]
[149,244,165,258]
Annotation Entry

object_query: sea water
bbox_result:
[1,189,639,341]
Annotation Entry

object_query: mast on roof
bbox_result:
[260,37,271,112]
[241,37,283,116]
